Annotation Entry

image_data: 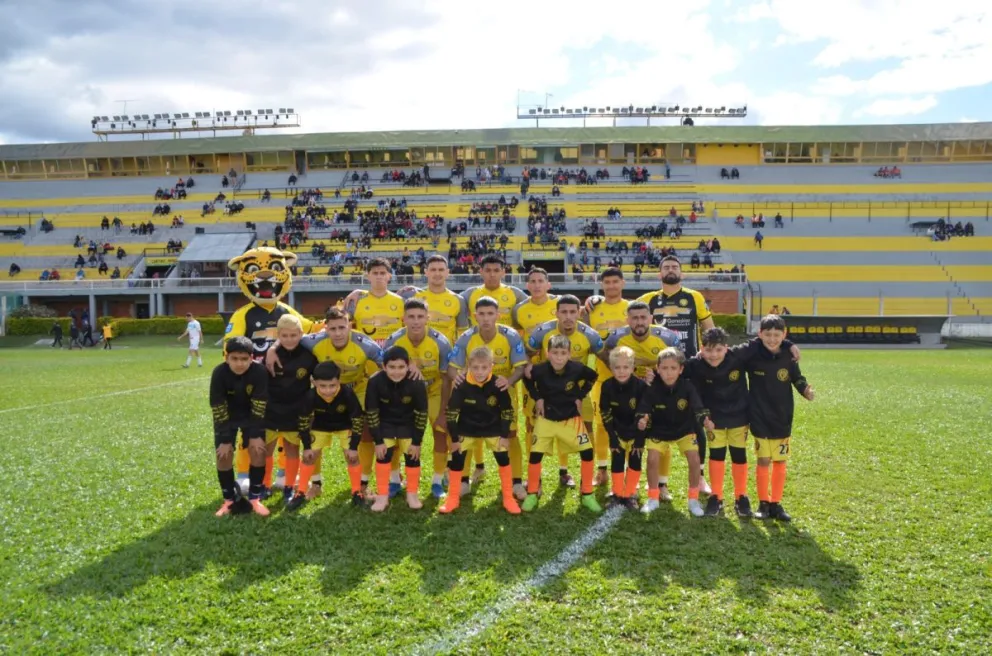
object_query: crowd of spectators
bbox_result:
[928,218,975,241]
[154,177,193,200]
[874,166,901,178]
[720,167,741,179]
[735,212,785,229]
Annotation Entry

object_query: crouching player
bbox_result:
[287,362,366,511]
[365,346,429,512]
[440,347,520,514]
[522,335,600,513]
[637,347,714,517]
[747,315,815,522]
[598,346,647,510]
[210,336,270,517]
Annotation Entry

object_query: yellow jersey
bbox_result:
[587,298,631,339]
[347,290,405,346]
[414,287,469,345]
[528,319,605,363]
[461,284,527,327]
[383,327,452,398]
[449,325,527,378]
[302,330,383,406]
[511,295,559,343]
[601,325,682,380]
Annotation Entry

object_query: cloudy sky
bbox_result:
[0,0,989,145]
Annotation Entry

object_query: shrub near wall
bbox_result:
[6,317,75,336]
[713,313,746,335]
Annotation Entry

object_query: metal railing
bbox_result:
[715,200,992,222]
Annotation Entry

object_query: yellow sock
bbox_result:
[358,441,375,477]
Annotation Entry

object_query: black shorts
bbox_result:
[215,424,265,448]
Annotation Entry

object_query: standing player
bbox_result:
[522,335,600,513]
[413,255,470,345]
[526,295,605,489]
[365,346,429,513]
[448,297,529,499]
[266,307,383,497]
[599,301,681,500]
[210,336,270,517]
[746,315,815,522]
[583,267,631,486]
[461,254,528,328]
[637,255,715,493]
[383,298,453,499]
[346,258,405,347]
[178,312,203,368]
[598,346,647,510]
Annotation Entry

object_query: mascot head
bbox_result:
[228,247,296,310]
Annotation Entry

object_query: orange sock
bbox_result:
[527,462,542,494]
[708,459,725,500]
[297,462,314,494]
[406,466,420,494]
[771,461,787,503]
[611,472,625,497]
[263,455,274,488]
[580,459,594,495]
[347,463,362,494]
[731,463,749,498]
[688,487,699,500]
[375,462,391,497]
[648,487,660,501]
[624,469,641,498]
[498,464,514,498]
[284,457,300,491]
[756,464,770,502]
[440,471,463,512]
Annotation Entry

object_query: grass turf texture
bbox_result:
[0,339,989,654]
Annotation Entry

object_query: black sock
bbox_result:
[217,469,236,501]
[248,465,265,499]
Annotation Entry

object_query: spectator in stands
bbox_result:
[221,175,229,188]
[40,218,54,233]
[75,269,85,281]
[262,189,271,202]
[965,221,975,236]
[770,305,780,315]
[775,212,784,228]
[98,261,109,276]
[75,254,85,269]
[690,252,701,270]
[751,213,765,229]
[117,246,127,260]
[731,167,740,179]
[703,253,714,269]
[111,266,121,279]
[735,214,745,229]
[8,262,21,277]
[101,216,110,230]
[754,231,764,249]
[288,174,298,186]
[711,238,721,254]
[782,307,791,315]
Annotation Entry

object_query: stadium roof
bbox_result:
[3,122,992,161]
[177,232,254,263]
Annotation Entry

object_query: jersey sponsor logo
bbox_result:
[514,342,524,354]
[677,399,688,410]
[226,322,234,332]
[777,368,790,382]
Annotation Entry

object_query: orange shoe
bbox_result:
[250,499,270,517]
[215,500,235,517]
[502,496,522,515]
[438,496,460,514]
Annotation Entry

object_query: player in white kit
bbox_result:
[178,312,203,368]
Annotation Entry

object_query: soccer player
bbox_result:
[345,257,405,347]
[583,267,632,483]
[440,346,519,515]
[449,296,528,499]
[600,301,681,500]
[511,267,560,343]
[365,346,429,512]
[384,298,453,499]
[210,336,270,517]
[287,361,365,510]
[102,323,114,350]
[637,255,715,494]
[461,253,527,328]
[746,315,815,522]
[262,314,318,501]
[266,307,383,497]
[414,254,470,346]
[522,334,600,513]
[179,312,203,368]
[527,295,605,488]
[598,346,647,510]
[636,347,714,517]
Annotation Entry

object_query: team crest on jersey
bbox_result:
[501,294,509,302]
[246,385,254,395]
[296,368,309,379]
[495,348,504,356]
[651,346,660,354]
[336,404,346,413]
[777,368,790,382]
[348,356,356,364]
[629,398,637,409]
[487,395,498,407]
[425,351,433,359]
[572,343,581,352]
[578,380,587,389]
[677,399,688,410]
[390,305,398,311]
[565,381,575,391]
[729,370,740,382]
[679,298,689,307]
[444,300,452,307]
[402,395,413,404]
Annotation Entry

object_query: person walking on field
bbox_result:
[179,312,203,368]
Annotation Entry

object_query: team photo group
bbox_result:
[207,247,814,522]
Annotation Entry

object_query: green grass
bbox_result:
[1,339,990,654]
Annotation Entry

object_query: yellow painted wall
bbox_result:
[695,143,761,166]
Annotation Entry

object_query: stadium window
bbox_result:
[765,142,787,163]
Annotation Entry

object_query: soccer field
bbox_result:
[0,340,989,654]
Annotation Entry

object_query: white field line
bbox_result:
[0,377,209,415]
[410,504,625,655]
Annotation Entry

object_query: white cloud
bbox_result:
[855,95,939,118]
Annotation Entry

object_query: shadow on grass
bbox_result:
[585,504,861,610]
[46,485,602,603]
